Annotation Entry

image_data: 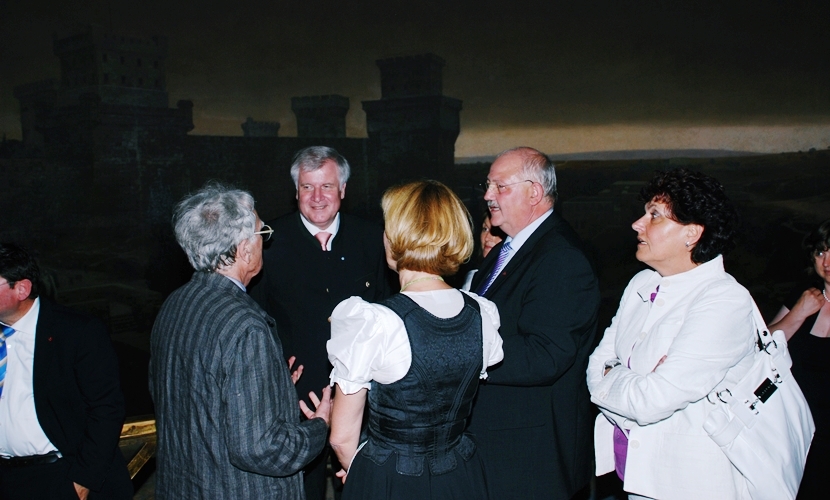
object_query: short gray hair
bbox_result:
[173,182,257,272]
[289,146,351,188]
[497,147,558,202]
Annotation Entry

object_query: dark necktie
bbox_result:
[477,241,512,295]
[0,325,16,398]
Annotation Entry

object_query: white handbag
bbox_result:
[703,299,815,500]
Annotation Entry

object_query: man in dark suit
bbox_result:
[468,147,601,500]
[150,183,332,499]
[250,146,389,500]
[0,243,132,500]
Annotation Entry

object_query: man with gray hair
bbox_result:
[150,182,332,499]
[468,147,600,500]
[249,146,389,500]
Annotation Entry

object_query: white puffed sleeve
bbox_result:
[461,290,504,378]
[327,296,412,395]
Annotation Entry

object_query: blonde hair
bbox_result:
[382,180,473,276]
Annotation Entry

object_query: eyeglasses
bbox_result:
[254,224,274,242]
[480,179,534,194]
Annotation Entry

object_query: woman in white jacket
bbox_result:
[587,169,756,500]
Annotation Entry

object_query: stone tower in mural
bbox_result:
[54,28,168,106]
[292,95,349,138]
[362,53,462,188]
[12,27,194,237]
[13,26,193,159]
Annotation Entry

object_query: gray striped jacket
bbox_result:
[150,271,327,499]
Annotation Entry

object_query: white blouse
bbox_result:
[327,289,504,395]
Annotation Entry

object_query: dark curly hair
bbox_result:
[803,219,830,273]
[0,242,40,299]
[640,169,739,264]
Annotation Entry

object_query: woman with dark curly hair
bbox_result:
[587,169,757,499]
[768,219,830,499]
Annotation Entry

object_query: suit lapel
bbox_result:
[32,299,57,408]
[483,213,561,297]
[330,213,344,252]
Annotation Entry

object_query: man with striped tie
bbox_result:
[467,147,601,500]
[0,243,131,499]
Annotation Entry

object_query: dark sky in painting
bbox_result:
[2,0,829,155]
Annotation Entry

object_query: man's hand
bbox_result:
[288,356,303,385]
[335,468,348,484]
[73,482,90,500]
[299,386,333,426]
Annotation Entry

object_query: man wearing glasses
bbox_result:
[249,146,389,500]
[0,243,132,499]
[150,183,332,499]
[468,147,601,500]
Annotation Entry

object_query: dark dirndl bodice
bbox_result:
[359,292,484,477]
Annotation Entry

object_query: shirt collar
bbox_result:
[300,211,340,238]
[636,254,725,302]
[7,297,40,336]
[222,275,247,292]
[504,208,553,254]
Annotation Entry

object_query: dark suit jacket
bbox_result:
[150,272,328,498]
[468,212,600,500]
[33,297,132,496]
[249,212,389,405]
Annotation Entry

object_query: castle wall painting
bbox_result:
[0,0,828,440]
[3,1,829,155]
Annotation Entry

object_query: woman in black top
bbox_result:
[769,219,830,500]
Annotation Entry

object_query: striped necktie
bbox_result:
[477,241,512,295]
[0,325,16,398]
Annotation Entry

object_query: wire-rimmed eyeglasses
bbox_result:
[479,179,534,194]
[254,224,274,242]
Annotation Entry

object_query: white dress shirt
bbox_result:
[300,212,340,250]
[461,269,477,291]
[327,289,504,395]
[0,298,59,457]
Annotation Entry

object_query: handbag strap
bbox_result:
[749,299,772,350]
[707,296,786,405]
[749,298,792,371]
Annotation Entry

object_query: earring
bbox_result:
[685,241,690,248]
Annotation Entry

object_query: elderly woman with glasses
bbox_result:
[587,169,757,500]
[326,180,504,500]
